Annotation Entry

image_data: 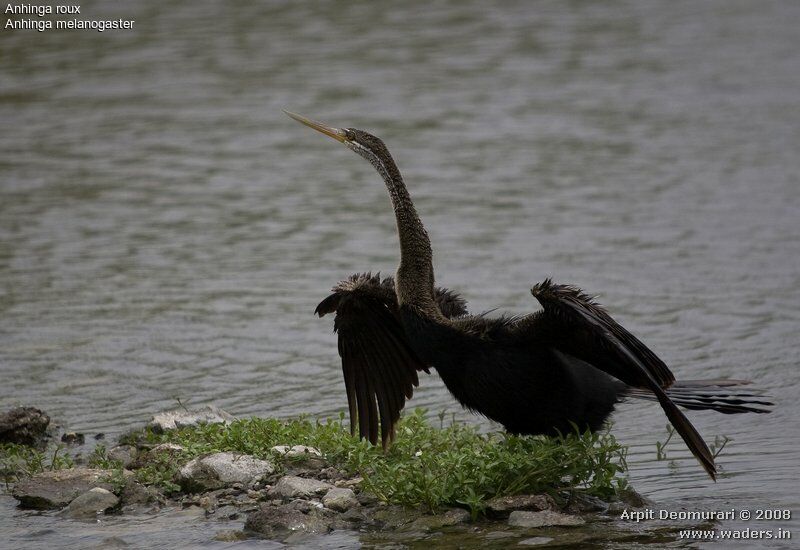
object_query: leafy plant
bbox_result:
[655,424,675,460]
[130,409,628,516]
[0,443,75,487]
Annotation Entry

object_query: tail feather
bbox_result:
[649,382,718,479]
[626,379,773,414]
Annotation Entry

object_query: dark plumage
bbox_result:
[286,111,772,480]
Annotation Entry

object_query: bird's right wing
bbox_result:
[316,273,466,448]
[530,278,717,480]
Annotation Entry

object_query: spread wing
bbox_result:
[531,279,717,480]
[316,273,467,447]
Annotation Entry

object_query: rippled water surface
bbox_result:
[2,0,799,547]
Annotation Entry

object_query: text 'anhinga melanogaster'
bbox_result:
[285,111,772,480]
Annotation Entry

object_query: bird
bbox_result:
[285,111,772,480]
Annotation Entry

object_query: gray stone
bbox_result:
[334,475,363,489]
[322,487,358,512]
[148,405,235,433]
[606,489,654,516]
[339,507,369,524]
[318,467,346,482]
[409,507,471,531]
[356,491,379,507]
[485,494,557,518]
[244,503,332,539]
[213,505,241,520]
[12,468,119,509]
[107,445,137,469]
[371,505,426,529]
[0,407,50,447]
[213,530,247,542]
[119,479,163,507]
[508,510,585,528]
[179,452,274,492]
[266,476,333,500]
[617,488,654,508]
[284,498,324,513]
[565,493,609,514]
[64,487,119,517]
[519,537,555,546]
[272,445,325,469]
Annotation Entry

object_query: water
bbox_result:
[1,0,798,547]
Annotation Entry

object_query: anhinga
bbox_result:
[285,111,772,480]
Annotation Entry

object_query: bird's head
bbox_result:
[284,111,397,181]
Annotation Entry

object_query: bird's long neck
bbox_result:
[369,154,440,317]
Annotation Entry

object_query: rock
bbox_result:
[606,489,654,516]
[508,510,585,528]
[272,445,325,469]
[61,432,85,445]
[356,491,379,507]
[12,468,120,509]
[284,498,324,513]
[214,530,247,542]
[244,503,332,539]
[410,508,471,531]
[64,487,119,517]
[266,476,333,500]
[318,467,346,482]
[617,488,654,508]
[148,405,235,433]
[485,494,557,518]
[322,487,358,512]
[118,479,163,507]
[371,505,426,529]
[0,407,50,446]
[519,537,555,546]
[339,506,369,524]
[179,452,274,492]
[565,493,609,514]
[213,505,241,520]
[334,476,363,488]
[107,445,138,469]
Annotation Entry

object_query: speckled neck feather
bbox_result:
[346,130,441,318]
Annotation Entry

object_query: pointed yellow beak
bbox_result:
[284,110,348,143]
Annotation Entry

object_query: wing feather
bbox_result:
[317,273,467,448]
[532,279,674,388]
[532,278,716,480]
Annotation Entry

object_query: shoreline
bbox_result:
[2,404,649,545]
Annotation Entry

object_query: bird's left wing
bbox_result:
[316,273,466,448]
[530,278,717,479]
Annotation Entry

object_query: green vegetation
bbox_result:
[124,409,628,517]
[1,443,74,487]
[3,410,630,517]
